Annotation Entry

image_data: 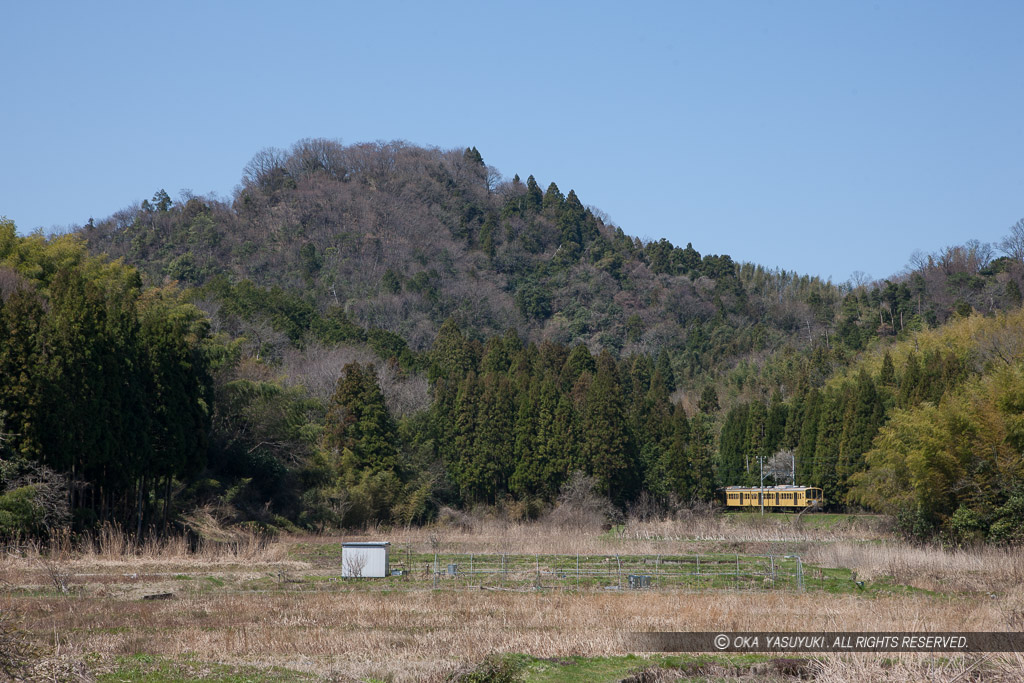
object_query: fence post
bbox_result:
[576,554,580,590]
[770,554,775,590]
[616,555,622,590]
[796,556,804,592]
[433,552,438,589]
[735,554,740,587]
[470,554,473,587]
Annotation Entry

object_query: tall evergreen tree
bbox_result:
[812,388,847,501]
[325,362,398,474]
[698,385,720,414]
[579,350,634,499]
[796,388,821,485]
[717,403,749,485]
[837,370,886,491]
[471,372,516,502]
[654,349,676,393]
[898,352,922,407]
[557,189,587,258]
[524,175,543,212]
[449,371,481,502]
[879,351,896,387]
[542,182,564,212]
[562,344,596,388]
[745,400,769,484]
[686,413,718,501]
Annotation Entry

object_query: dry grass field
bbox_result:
[1,513,1023,682]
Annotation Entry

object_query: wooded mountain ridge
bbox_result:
[2,138,1023,543]
[81,140,1024,405]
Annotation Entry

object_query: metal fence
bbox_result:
[384,552,805,592]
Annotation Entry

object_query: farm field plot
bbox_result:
[2,514,1023,682]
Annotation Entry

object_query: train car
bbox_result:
[721,485,823,509]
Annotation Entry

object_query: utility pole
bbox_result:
[759,455,765,516]
[759,422,766,515]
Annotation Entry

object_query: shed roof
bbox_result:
[341,541,391,547]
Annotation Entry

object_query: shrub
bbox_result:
[0,486,44,539]
[450,654,524,683]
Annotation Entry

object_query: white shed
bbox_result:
[341,541,390,578]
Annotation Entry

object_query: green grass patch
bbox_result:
[517,653,776,683]
[94,653,315,682]
[723,511,883,530]
[800,563,936,597]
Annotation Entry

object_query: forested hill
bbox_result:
[2,138,1023,542]
[80,139,850,401]
[81,140,1024,404]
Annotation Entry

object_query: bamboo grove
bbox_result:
[0,219,211,535]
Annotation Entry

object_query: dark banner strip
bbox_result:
[627,632,1024,653]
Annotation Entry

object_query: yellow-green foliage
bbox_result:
[830,308,1024,390]
[849,360,1024,525]
[830,309,1024,537]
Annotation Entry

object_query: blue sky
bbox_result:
[3,1,1022,283]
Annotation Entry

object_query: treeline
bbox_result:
[3,215,1024,546]
[0,219,211,535]
[7,137,1024,545]
[5,216,714,536]
[719,310,1024,544]
[297,320,717,527]
[427,321,716,506]
[80,141,1024,415]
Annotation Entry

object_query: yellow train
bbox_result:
[722,486,824,509]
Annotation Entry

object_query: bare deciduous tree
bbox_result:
[764,449,796,485]
[3,461,71,533]
[547,471,616,533]
[285,138,347,181]
[343,549,368,578]
[999,218,1024,263]
[849,270,872,290]
[242,147,288,189]
[0,266,28,301]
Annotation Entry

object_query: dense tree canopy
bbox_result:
[3,140,1024,543]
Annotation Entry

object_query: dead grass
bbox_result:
[372,508,893,558]
[622,511,892,544]
[805,541,1024,593]
[811,652,1024,682]
[5,586,1015,681]
[2,520,1022,681]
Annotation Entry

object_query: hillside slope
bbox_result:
[82,140,850,395]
